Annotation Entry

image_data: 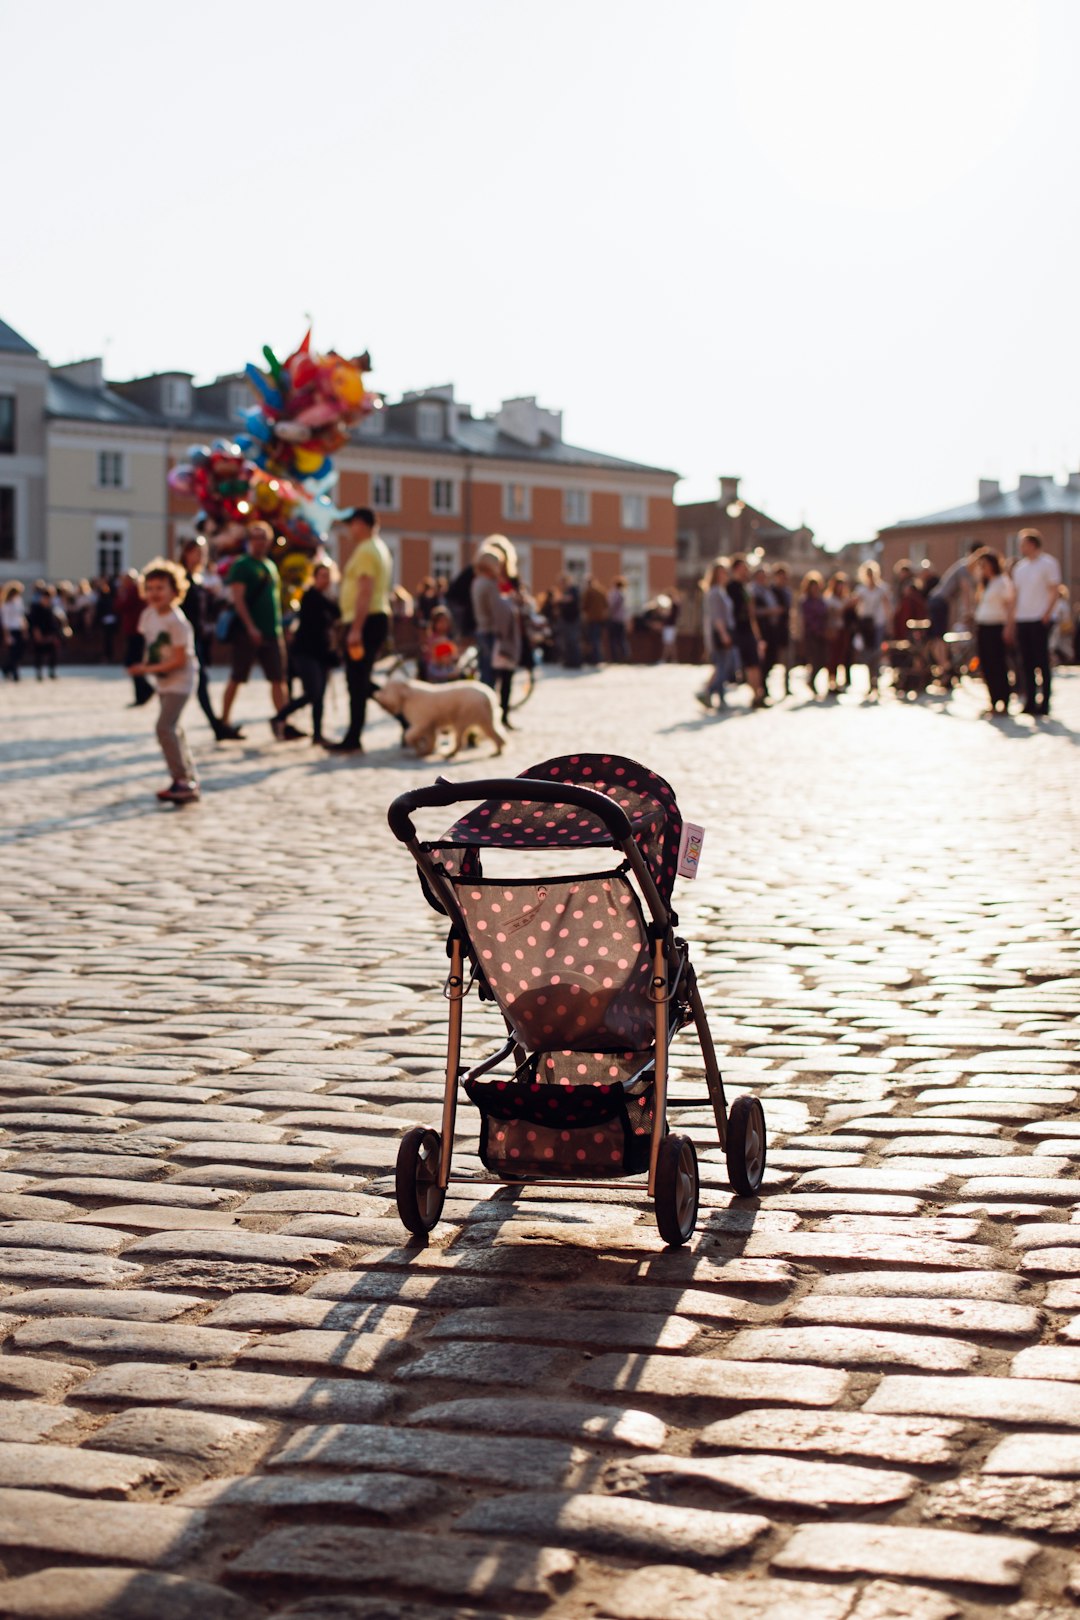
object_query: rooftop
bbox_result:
[887,474,1080,530]
[0,318,38,357]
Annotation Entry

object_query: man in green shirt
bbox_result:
[221,521,291,732]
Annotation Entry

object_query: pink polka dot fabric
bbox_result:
[441,753,683,906]
[455,875,653,1052]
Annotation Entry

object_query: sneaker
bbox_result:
[157,780,199,803]
[324,740,363,754]
[271,718,286,741]
[217,724,245,741]
[281,723,306,740]
[695,689,713,711]
[166,780,201,804]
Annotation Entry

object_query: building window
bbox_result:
[371,473,397,509]
[0,487,14,560]
[358,409,385,437]
[163,378,192,417]
[621,493,647,530]
[563,488,590,525]
[503,483,531,521]
[97,450,124,488]
[229,384,250,419]
[621,557,647,612]
[431,478,457,514]
[96,528,126,578]
[431,541,459,584]
[417,402,442,441]
[563,546,589,584]
[676,532,691,563]
[0,395,14,455]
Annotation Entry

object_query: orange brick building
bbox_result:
[333,388,677,607]
[879,475,1079,589]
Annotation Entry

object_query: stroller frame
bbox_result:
[388,771,766,1244]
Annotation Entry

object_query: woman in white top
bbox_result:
[852,561,891,697]
[973,548,1015,715]
[1,582,28,681]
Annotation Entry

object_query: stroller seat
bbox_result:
[387,752,768,1244]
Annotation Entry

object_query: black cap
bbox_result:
[343,507,376,527]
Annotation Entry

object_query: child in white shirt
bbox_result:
[127,560,200,803]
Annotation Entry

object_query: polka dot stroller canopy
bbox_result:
[438,753,683,905]
[422,754,684,1057]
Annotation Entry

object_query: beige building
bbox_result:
[0,319,48,584]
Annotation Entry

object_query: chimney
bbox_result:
[1018,473,1051,498]
[1068,472,1080,492]
[978,479,1000,504]
[719,476,740,506]
[52,358,104,391]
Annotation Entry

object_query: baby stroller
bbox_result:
[386,753,767,1246]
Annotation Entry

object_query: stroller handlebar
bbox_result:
[387,777,634,847]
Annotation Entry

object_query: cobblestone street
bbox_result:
[0,662,1078,1620]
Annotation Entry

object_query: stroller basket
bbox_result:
[387,753,767,1245]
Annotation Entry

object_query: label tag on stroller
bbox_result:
[677,821,705,879]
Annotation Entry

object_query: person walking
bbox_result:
[1,582,28,680]
[555,575,582,668]
[767,564,793,696]
[727,555,767,706]
[1009,528,1061,716]
[127,558,200,804]
[800,572,830,699]
[491,579,523,728]
[853,560,890,699]
[606,576,630,662]
[470,550,501,688]
[116,571,153,706]
[824,572,853,694]
[220,521,290,736]
[179,537,239,741]
[327,507,392,754]
[94,577,118,662]
[582,576,608,665]
[696,559,735,712]
[273,561,340,745]
[973,548,1014,716]
[27,586,66,680]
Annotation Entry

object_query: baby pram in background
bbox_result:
[387,753,767,1246]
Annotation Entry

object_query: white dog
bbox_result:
[374,675,507,758]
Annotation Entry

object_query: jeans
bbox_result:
[2,630,23,679]
[706,646,734,702]
[584,621,604,664]
[156,690,195,783]
[607,620,629,662]
[1016,619,1051,712]
[475,629,496,688]
[559,621,582,668]
[277,654,330,739]
[342,613,388,745]
[977,622,1010,710]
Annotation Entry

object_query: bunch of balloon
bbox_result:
[236,327,379,553]
[166,441,257,531]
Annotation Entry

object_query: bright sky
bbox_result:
[2,0,1074,547]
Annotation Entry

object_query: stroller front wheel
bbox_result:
[654,1134,699,1247]
[396,1127,446,1235]
[726,1094,767,1196]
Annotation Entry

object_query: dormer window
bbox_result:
[417,402,442,441]
[163,378,192,417]
[229,384,249,419]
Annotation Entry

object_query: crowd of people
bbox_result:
[695,531,1074,718]
[2,519,1076,803]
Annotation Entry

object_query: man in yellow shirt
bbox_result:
[326,507,393,753]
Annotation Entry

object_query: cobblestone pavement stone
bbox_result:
[0,663,1078,1618]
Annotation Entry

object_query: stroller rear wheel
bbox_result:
[654,1133,699,1246]
[396,1127,446,1235]
[726,1094,767,1195]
